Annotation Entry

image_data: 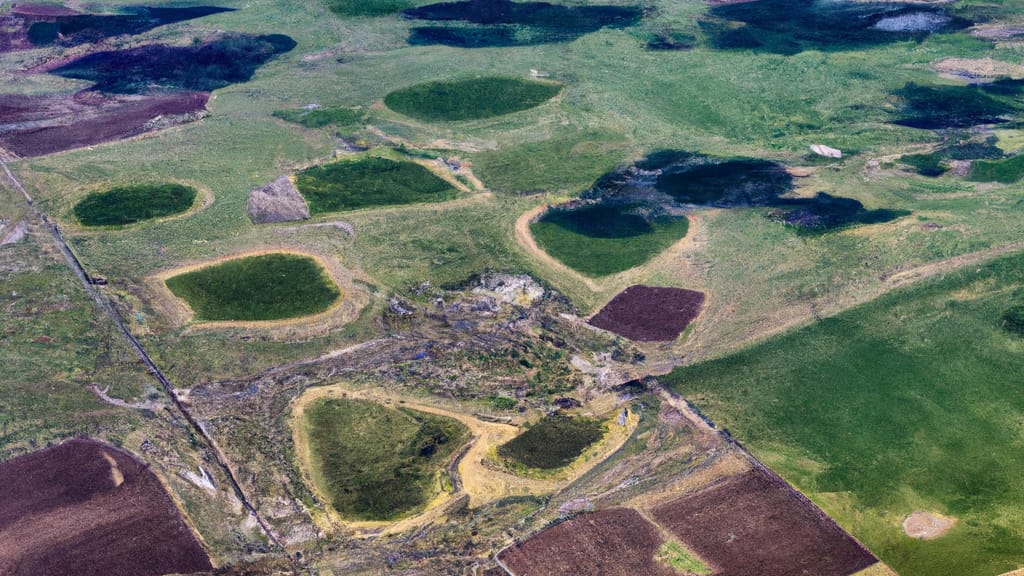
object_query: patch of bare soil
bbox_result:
[590,285,706,342]
[498,508,678,576]
[0,438,211,576]
[247,175,310,224]
[902,510,957,540]
[933,57,1024,80]
[0,91,208,157]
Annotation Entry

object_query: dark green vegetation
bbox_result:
[900,138,1005,176]
[1002,306,1024,335]
[73,183,197,227]
[384,77,561,122]
[324,0,410,17]
[891,83,1021,130]
[664,252,1024,575]
[303,398,469,520]
[531,203,689,277]
[27,7,233,47]
[295,157,456,213]
[899,154,948,177]
[592,151,905,231]
[404,0,643,47]
[968,154,1024,183]
[51,34,296,94]
[498,414,604,469]
[165,254,340,321]
[273,107,364,128]
[703,0,969,54]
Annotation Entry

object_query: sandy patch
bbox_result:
[903,510,957,540]
[933,57,1024,80]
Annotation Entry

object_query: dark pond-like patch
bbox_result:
[891,82,1020,130]
[585,150,906,231]
[51,34,296,94]
[590,285,706,342]
[404,0,643,47]
[27,6,234,47]
[702,0,971,54]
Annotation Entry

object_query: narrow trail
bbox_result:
[0,159,295,566]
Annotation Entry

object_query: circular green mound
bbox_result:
[531,203,689,277]
[73,183,197,227]
[384,77,562,121]
[165,253,340,322]
[295,156,456,213]
[498,414,604,470]
[302,398,469,521]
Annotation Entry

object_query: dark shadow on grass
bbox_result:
[403,0,643,47]
[26,7,234,47]
[701,0,971,55]
[51,34,296,94]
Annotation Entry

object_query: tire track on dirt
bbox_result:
[0,158,296,567]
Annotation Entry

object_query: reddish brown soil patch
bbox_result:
[651,467,877,576]
[589,285,706,342]
[0,438,212,576]
[498,508,677,576]
[0,91,208,157]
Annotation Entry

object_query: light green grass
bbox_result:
[165,253,340,321]
[664,252,1024,576]
[272,106,364,128]
[655,540,711,575]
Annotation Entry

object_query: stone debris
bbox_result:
[247,176,310,224]
[810,144,842,159]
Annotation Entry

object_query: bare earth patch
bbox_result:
[590,285,706,342]
[247,175,310,224]
[932,57,1024,80]
[903,511,957,540]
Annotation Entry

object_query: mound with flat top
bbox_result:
[295,156,456,213]
[299,397,469,521]
[530,203,690,277]
[384,77,562,121]
[590,285,706,342]
[498,413,604,470]
[165,253,340,322]
[0,438,212,576]
[74,183,197,227]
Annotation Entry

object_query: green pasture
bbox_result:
[73,183,197,227]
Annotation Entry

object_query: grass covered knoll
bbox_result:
[968,154,1024,183]
[73,183,197,227]
[384,77,562,122]
[324,0,410,17]
[295,156,456,213]
[302,398,469,521]
[663,252,1024,575]
[531,203,689,277]
[165,253,340,321]
[498,414,604,469]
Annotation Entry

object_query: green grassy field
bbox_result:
[296,156,457,213]
[531,204,689,277]
[498,414,604,469]
[73,183,197,227]
[384,77,563,122]
[664,252,1024,575]
[165,253,340,321]
[302,397,469,521]
[968,154,1024,183]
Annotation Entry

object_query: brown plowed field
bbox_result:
[0,438,212,576]
[651,468,877,576]
[589,285,706,342]
[0,92,208,157]
[497,508,677,576]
